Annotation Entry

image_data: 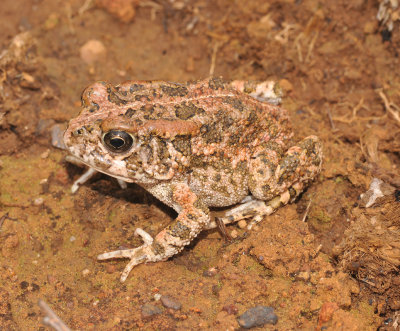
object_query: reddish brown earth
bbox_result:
[1,0,400,330]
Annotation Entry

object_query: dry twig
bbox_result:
[332,98,384,124]
[215,217,233,241]
[305,31,318,63]
[78,0,94,15]
[209,42,220,77]
[302,199,312,222]
[38,300,71,331]
[326,106,337,130]
[377,88,400,124]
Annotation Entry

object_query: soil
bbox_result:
[1,0,400,330]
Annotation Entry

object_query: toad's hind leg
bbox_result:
[207,136,322,231]
[249,135,322,203]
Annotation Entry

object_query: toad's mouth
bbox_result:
[65,154,134,183]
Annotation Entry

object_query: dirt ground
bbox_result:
[1,0,400,330]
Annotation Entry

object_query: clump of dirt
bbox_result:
[95,0,139,23]
[0,32,63,155]
[334,180,400,312]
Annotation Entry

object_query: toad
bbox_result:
[64,78,322,282]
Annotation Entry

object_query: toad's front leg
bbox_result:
[97,183,210,282]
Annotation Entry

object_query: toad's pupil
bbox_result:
[103,130,133,153]
[111,137,125,148]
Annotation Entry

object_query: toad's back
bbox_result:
[75,78,293,162]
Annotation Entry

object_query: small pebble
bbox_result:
[203,267,218,277]
[296,271,311,282]
[82,269,90,276]
[154,293,161,301]
[80,40,106,65]
[69,236,76,242]
[40,149,50,159]
[238,220,247,229]
[33,197,44,206]
[117,69,127,77]
[160,295,182,310]
[141,303,162,317]
[237,306,278,329]
[230,230,238,239]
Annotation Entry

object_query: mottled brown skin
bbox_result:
[64,78,322,282]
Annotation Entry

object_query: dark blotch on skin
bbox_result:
[247,111,258,125]
[152,242,165,255]
[277,154,299,184]
[223,97,245,112]
[88,102,100,113]
[190,155,207,168]
[208,77,225,90]
[300,138,317,156]
[193,199,209,214]
[108,91,127,105]
[168,221,191,239]
[125,108,136,118]
[161,84,188,97]
[84,125,94,133]
[264,141,285,157]
[130,84,145,93]
[260,156,277,174]
[153,137,170,160]
[201,122,222,143]
[175,102,205,120]
[187,213,196,220]
[216,109,234,128]
[262,184,271,196]
[172,136,192,156]
[135,118,143,125]
[228,133,240,145]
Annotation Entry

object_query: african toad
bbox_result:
[64,78,322,282]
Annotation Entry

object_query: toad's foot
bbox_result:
[97,228,158,283]
[206,193,291,231]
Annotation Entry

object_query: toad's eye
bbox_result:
[102,130,134,153]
